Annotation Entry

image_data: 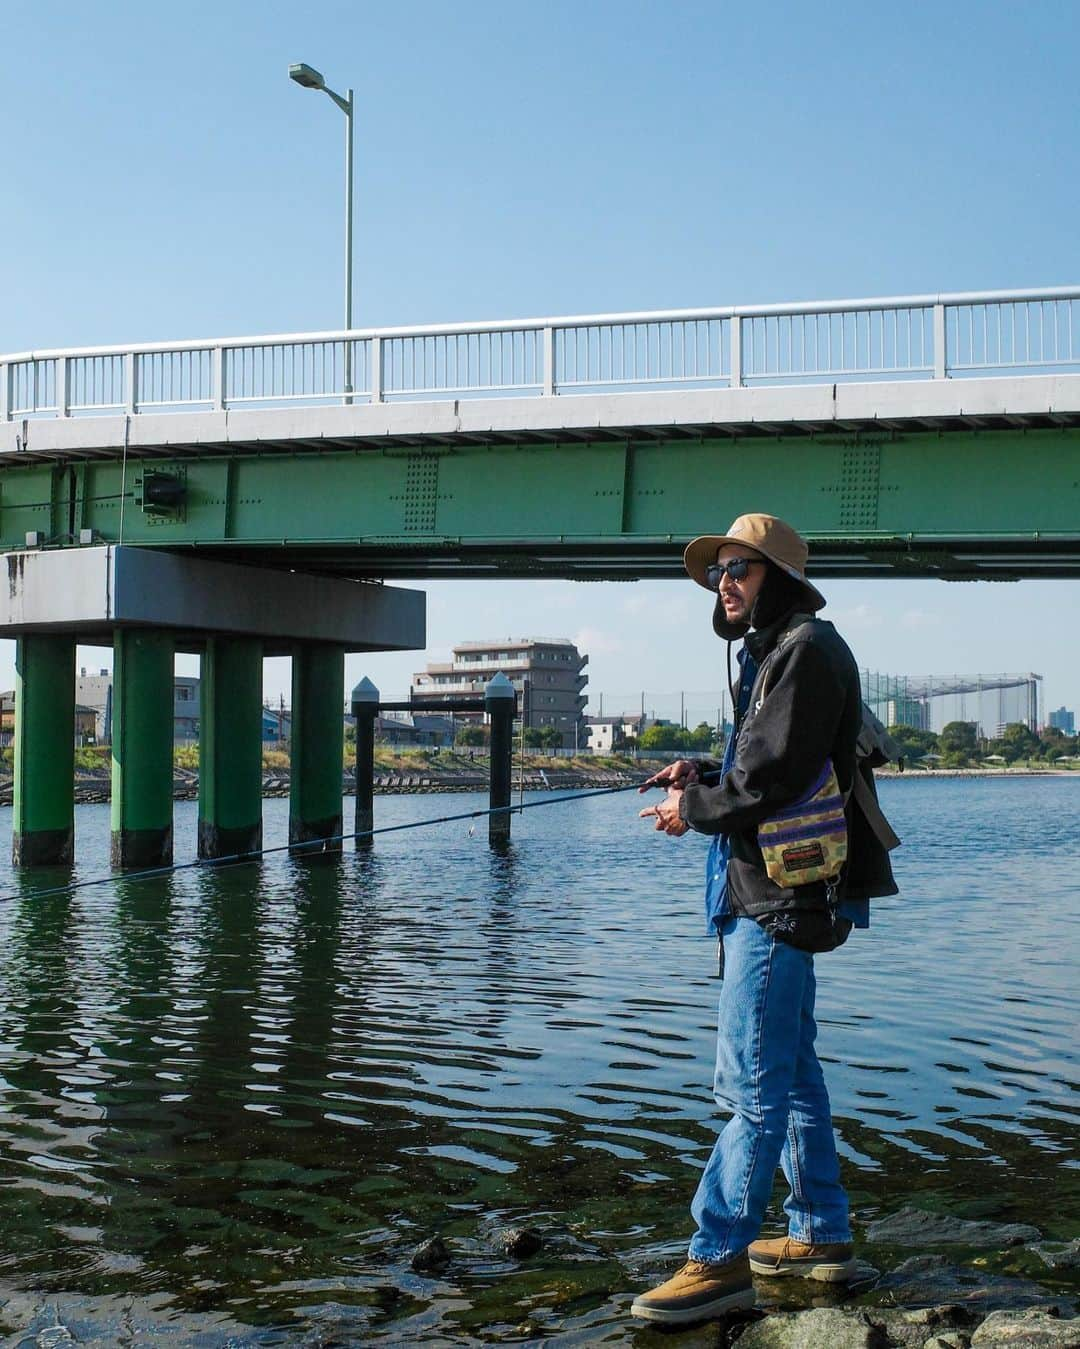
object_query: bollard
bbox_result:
[484,672,516,847]
[351,678,378,849]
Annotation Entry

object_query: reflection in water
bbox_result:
[0,782,1076,1342]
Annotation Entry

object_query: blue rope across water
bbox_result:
[3,780,652,904]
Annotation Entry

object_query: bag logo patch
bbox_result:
[781,842,826,873]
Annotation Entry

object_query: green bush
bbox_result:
[74,746,110,773]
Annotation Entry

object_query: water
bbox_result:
[0,777,1077,1344]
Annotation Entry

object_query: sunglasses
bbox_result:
[704,557,762,589]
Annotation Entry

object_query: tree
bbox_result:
[638,723,688,751]
[1038,725,1077,762]
[455,724,488,747]
[687,722,717,752]
[887,725,939,764]
[523,725,562,749]
[939,721,978,755]
[993,722,1040,764]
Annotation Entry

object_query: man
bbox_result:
[631,512,897,1326]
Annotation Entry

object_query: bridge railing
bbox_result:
[2,285,1077,420]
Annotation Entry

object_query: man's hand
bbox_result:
[638,786,689,836]
[638,759,700,793]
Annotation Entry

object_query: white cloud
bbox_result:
[829,603,882,629]
[574,626,625,657]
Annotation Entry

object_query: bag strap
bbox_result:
[850,769,902,851]
[752,615,901,854]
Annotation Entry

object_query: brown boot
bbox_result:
[630,1253,755,1324]
[748,1235,856,1282]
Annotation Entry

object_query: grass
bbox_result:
[0,744,664,781]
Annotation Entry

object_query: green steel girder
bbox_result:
[0,427,1077,580]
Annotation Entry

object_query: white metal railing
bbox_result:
[2,286,1078,422]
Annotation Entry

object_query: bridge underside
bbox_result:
[1,393,1078,580]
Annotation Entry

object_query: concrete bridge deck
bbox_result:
[1,286,1078,581]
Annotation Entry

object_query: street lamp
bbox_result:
[289,61,355,341]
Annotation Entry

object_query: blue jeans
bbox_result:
[687,916,851,1262]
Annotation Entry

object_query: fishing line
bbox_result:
[3,779,656,904]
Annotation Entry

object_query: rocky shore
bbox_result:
[0,1209,1075,1345]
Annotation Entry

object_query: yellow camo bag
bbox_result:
[757,759,848,888]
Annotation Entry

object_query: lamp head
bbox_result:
[289,63,325,90]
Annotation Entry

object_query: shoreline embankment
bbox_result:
[0,760,1074,807]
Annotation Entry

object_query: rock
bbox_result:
[410,1235,450,1272]
[865,1207,1042,1249]
[734,1307,889,1348]
[492,1225,543,1259]
[872,1256,1074,1317]
[970,1308,1080,1346]
[868,1306,976,1349]
[1029,1240,1080,1272]
[902,1306,976,1329]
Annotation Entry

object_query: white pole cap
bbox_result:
[351,677,379,705]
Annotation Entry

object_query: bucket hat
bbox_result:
[683,513,826,612]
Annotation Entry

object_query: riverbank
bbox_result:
[0,753,651,805]
[0,758,1074,806]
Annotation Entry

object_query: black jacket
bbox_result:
[680,607,898,922]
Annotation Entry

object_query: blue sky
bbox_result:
[2,0,1078,722]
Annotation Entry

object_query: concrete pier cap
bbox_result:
[0,546,425,652]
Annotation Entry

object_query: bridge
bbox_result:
[1,284,1077,870]
[2,284,1079,581]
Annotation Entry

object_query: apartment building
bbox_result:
[411,638,588,749]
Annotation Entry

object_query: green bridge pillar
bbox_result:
[289,643,345,855]
[198,637,263,860]
[13,635,76,867]
[111,630,175,869]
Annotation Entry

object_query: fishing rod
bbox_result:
[2,778,660,905]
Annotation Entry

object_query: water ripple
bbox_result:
[0,779,1076,1340]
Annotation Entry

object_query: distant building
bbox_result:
[75,669,214,744]
[175,676,199,742]
[411,638,588,749]
[1049,706,1076,735]
[1,691,99,747]
[586,713,650,752]
[77,668,113,743]
[261,700,292,744]
[885,697,930,731]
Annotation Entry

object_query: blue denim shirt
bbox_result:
[704,647,757,933]
[703,646,869,935]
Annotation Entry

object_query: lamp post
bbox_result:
[289,62,355,393]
